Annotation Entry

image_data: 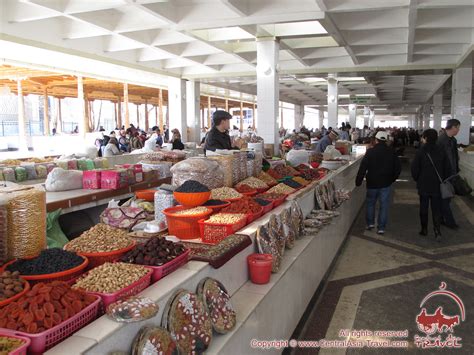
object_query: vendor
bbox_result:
[315,130,339,154]
[103,137,121,157]
[204,111,236,152]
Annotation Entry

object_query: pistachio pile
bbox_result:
[73,262,149,294]
[65,224,133,253]
[0,271,26,301]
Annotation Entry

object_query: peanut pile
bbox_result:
[73,262,149,294]
[210,187,242,200]
[0,271,25,301]
[206,213,246,224]
[64,224,133,253]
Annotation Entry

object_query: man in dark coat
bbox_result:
[437,119,460,229]
[204,111,235,153]
[356,131,401,235]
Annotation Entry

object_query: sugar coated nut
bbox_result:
[64,224,133,253]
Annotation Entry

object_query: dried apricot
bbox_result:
[34,309,45,321]
[43,302,54,316]
[28,302,39,314]
[27,322,38,333]
[50,290,61,300]
[52,300,62,312]
[60,297,70,307]
[38,327,45,333]
[35,294,45,304]
[72,300,83,313]
[6,321,18,330]
[38,286,52,294]
[0,318,6,328]
[59,308,69,321]
[22,312,34,325]
[52,312,61,325]
[44,317,53,329]
[43,292,51,302]
[66,305,75,317]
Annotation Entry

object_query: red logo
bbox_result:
[414,282,465,349]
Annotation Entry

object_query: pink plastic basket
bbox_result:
[149,249,190,283]
[84,268,152,309]
[2,296,101,355]
[0,331,30,355]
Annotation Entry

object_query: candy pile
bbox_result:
[0,281,97,333]
[210,187,242,200]
[222,197,262,214]
[120,237,186,266]
[0,271,26,301]
[292,176,310,186]
[65,224,133,253]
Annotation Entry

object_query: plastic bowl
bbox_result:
[0,280,30,307]
[163,206,212,240]
[135,189,159,201]
[173,191,211,207]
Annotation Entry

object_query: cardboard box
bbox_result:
[83,170,102,189]
[101,170,129,190]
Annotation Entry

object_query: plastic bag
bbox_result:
[77,159,89,171]
[290,201,305,238]
[45,168,83,191]
[35,164,48,179]
[286,149,310,167]
[56,160,68,170]
[268,214,285,256]
[256,223,281,273]
[22,164,38,180]
[46,209,69,248]
[2,168,15,182]
[67,159,78,170]
[171,157,224,189]
[281,208,295,249]
[0,197,8,264]
[14,167,27,182]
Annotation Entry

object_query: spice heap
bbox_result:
[283,179,302,189]
[173,207,210,216]
[175,180,210,193]
[0,336,26,354]
[256,193,286,201]
[235,184,255,193]
[274,164,300,177]
[121,237,186,266]
[73,262,149,294]
[0,281,97,333]
[65,224,133,253]
[203,200,227,206]
[6,248,84,275]
[254,198,272,207]
[206,213,247,224]
[257,171,278,186]
[293,176,310,186]
[222,197,262,214]
[267,183,295,195]
[236,177,268,190]
[210,187,242,200]
[0,271,26,301]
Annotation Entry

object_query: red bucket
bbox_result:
[247,253,272,284]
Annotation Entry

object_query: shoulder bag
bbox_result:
[426,153,455,199]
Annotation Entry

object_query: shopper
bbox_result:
[437,119,460,229]
[315,130,338,154]
[171,129,185,150]
[118,130,129,152]
[204,111,236,152]
[163,124,170,143]
[130,131,143,150]
[411,129,451,241]
[103,137,121,157]
[144,126,161,152]
[355,131,401,235]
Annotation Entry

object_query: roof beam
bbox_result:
[319,14,359,65]
[220,0,249,17]
[407,0,418,63]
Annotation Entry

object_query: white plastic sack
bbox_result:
[286,149,310,167]
[323,145,342,160]
[45,168,83,192]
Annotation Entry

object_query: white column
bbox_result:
[369,108,375,129]
[318,109,324,129]
[186,80,201,144]
[168,77,187,142]
[294,104,304,131]
[433,90,443,131]
[363,106,370,127]
[348,103,357,128]
[77,76,87,137]
[327,76,338,129]
[422,104,430,130]
[17,80,28,151]
[451,54,472,145]
[256,38,279,156]
[409,115,416,129]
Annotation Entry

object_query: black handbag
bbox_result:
[449,175,472,196]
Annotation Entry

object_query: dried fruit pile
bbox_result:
[175,180,210,193]
[64,224,133,253]
[256,193,286,201]
[6,248,84,275]
[0,270,26,301]
[283,179,302,189]
[267,169,283,180]
[292,176,310,186]
[0,281,97,333]
[274,164,300,177]
[235,184,255,193]
[222,197,262,214]
[120,237,186,266]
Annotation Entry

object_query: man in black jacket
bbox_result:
[437,119,460,229]
[204,110,235,153]
[356,131,402,235]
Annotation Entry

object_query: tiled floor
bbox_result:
[289,150,474,355]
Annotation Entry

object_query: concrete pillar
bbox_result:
[327,76,338,129]
[433,90,443,131]
[363,106,370,127]
[17,80,28,151]
[422,104,430,130]
[318,109,324,129]
[77,76,87,137]
[348,103,357,128]
[186,80,201,143]
[294,104,304,132]
[369,108,375,129]
[168,77,187,142]
[451,54,472,145]
[256,38,279,156]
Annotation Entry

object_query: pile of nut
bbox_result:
[267,183,295,195]
[210,187,242,200]
[236,177,268,190]
[256,192,286,201]
[73,262,149,294]
[0,336,26,353]
[257,171,278,186]
[120,237,186,266]
[173,207,210,216]
[0,271,26,301]
[206,213,247,224]
[64,224,133,253]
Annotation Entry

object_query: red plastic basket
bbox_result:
[1,257,89,285]
[240,190,258,197]
[78,268,152,309]
[65,242,136,270]
[2,296,101,355]
[163,206,212,240]
[0,331,31,355]
[272,194,288,207]
[0,280,29,307]
[198,216,247,245]
[202,201,231,214]
[148,249,190,283]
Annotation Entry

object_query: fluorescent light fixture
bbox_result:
[338,94,351,98]
[356,94,376,97]
[338,77,366,82]
[374,108,387,111]
[299,77,326,83]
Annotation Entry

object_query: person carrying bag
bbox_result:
[426,153,455,200]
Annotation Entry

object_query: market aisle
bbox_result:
[290,150,474,355]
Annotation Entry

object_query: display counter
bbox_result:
[459,150,474,194]
[45,155,364,355]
